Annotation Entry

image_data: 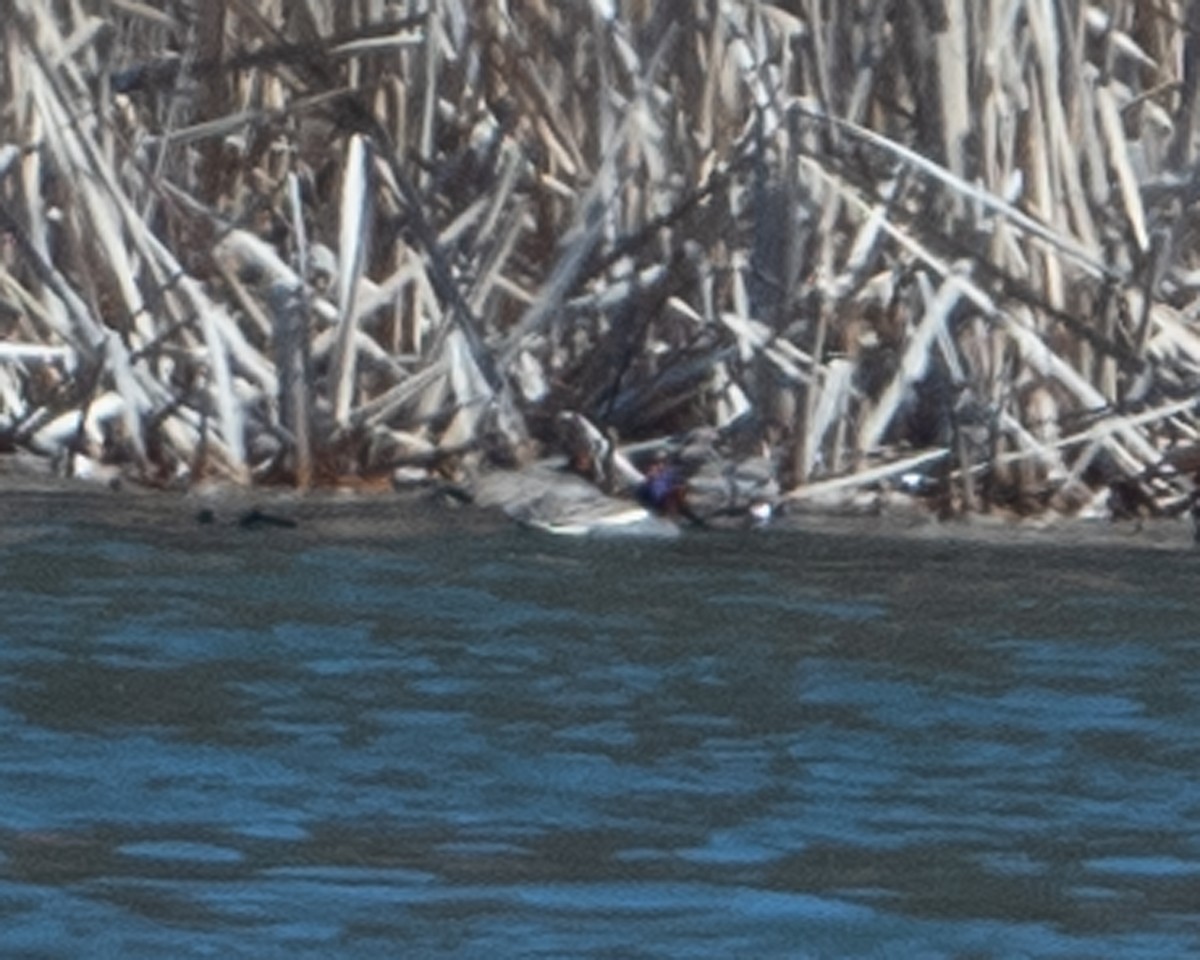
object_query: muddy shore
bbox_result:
[3,454,1193,556]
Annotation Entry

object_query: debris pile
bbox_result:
[2,2,1200,521]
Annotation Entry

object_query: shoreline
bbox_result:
[3,455,1194,556]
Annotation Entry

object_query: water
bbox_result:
[2,491,1200,957]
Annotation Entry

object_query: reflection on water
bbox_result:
[2,495,1200,957]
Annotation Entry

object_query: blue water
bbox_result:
[2,493,1200,957]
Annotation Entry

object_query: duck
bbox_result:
[469,413,779,536]
[636,429,780,528]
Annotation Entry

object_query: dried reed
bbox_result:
[1,1,1199,518]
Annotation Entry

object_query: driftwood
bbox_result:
[1,2,1200,518]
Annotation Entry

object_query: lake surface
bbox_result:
[1,489,1199,957]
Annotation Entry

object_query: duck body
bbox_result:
[472,462,681,538]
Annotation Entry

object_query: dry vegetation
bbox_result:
[3,0,1200,517]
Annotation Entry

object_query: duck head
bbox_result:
[637,459,688,515]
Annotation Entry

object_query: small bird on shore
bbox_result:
[194,507,298,530]
[238,508,298,530]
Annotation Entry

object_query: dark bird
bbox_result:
[237,508,298,530]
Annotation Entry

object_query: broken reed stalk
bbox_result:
[1,1,1200,518]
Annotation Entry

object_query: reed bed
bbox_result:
[2,0,1200,517]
